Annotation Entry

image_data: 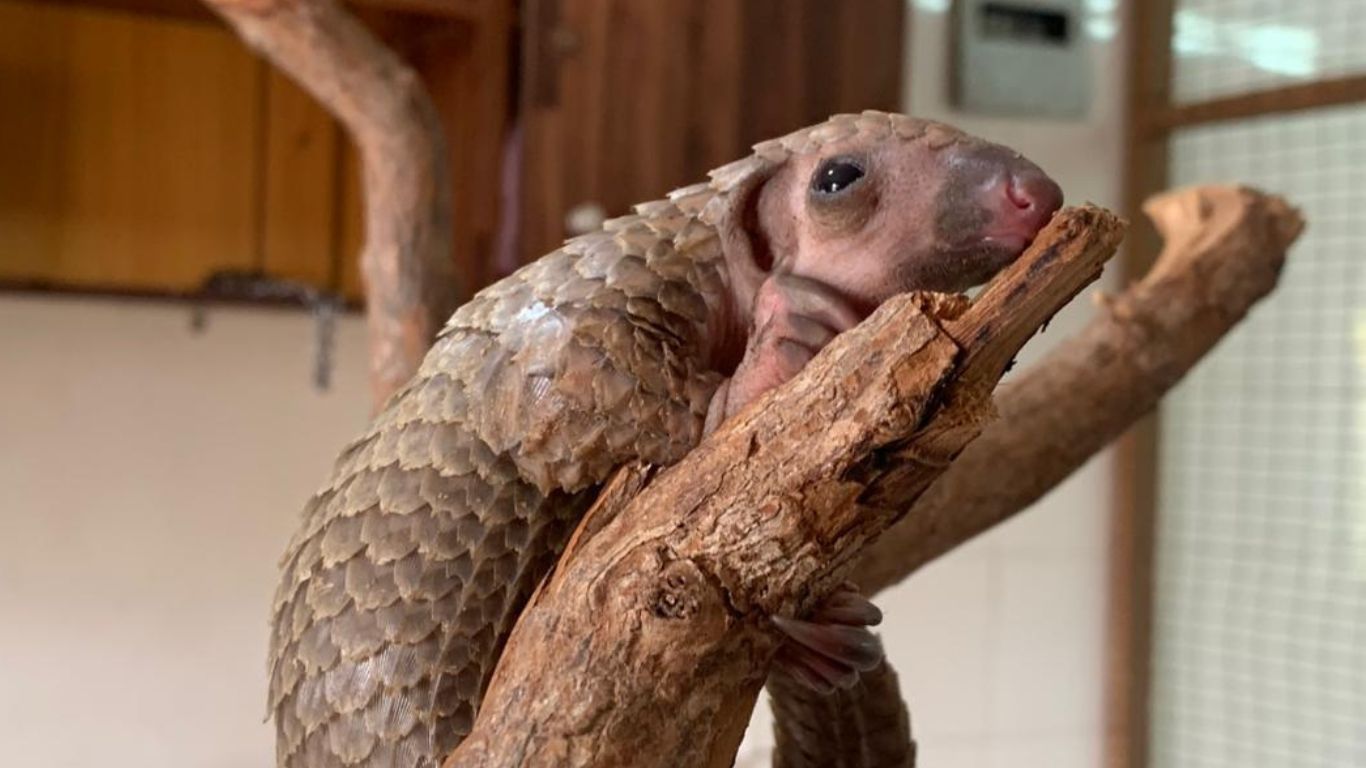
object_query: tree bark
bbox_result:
[852,185,1304,594]
[204,0,458,409]
[768,185,1302,768]
[443,206,1127,768]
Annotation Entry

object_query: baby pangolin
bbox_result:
[268,110,1062,767]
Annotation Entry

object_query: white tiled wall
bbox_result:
[865,458,1111,768]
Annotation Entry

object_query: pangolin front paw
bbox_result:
[725,274,862,420]
[771,582,885,693]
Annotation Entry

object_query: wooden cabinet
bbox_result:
[0,0,510,303]
[0,0,901,302]
[517,0,905,261]
[0,1,266,294]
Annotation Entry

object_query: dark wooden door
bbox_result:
[516,0,905,262]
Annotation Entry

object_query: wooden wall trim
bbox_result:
[1113,9,1366,768]
[0,280,363,311]
[1108,0,1173,766]
[1148,74,1366,134]
[36,0,496,24]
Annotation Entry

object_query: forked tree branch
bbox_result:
[204,0,458,409]
[774,185,1303,768]
[853,185,1304,594]
[443,206,1127,768]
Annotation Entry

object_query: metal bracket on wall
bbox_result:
[189,270,344,392]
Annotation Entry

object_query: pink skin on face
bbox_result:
[704,122,1062,693]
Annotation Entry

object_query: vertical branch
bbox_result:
[206,0,458,408]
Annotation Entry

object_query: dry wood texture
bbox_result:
[204,0,457,408]
[853,186,1303,594]
[441,206,1126,768]
[807,186,1302,768]
[755,186,1304,768]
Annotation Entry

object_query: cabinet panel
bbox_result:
[260,68,345,290]
[518,0,905,262]
[0,0,262,292]
[0,0,510,304]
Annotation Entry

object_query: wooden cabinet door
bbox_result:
[0,1,264,293]
[516,0,904,262]
[0,0,512,303]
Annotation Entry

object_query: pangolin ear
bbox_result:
[705,160,786,317]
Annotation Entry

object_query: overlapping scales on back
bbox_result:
[268,109,955,768]
[268,176,733,768]
[731,109,967,184]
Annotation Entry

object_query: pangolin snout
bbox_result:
[976,165,1063,255]
[1005,170,1063,234]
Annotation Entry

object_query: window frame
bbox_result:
[1110,3,1366,767]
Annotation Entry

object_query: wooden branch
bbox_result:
[853,186,1304,594]
[442,206,1126,768]
[205,0,458,408]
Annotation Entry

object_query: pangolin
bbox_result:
[268,110,1062,767]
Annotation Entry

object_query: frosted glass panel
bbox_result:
[1172,0,1366,103]
[1151,104,1366,767]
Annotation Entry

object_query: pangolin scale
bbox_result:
[268,111,946,767]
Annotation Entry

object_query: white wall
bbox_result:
[0,296,371,766]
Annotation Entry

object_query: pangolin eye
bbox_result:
[812,159,866,195]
